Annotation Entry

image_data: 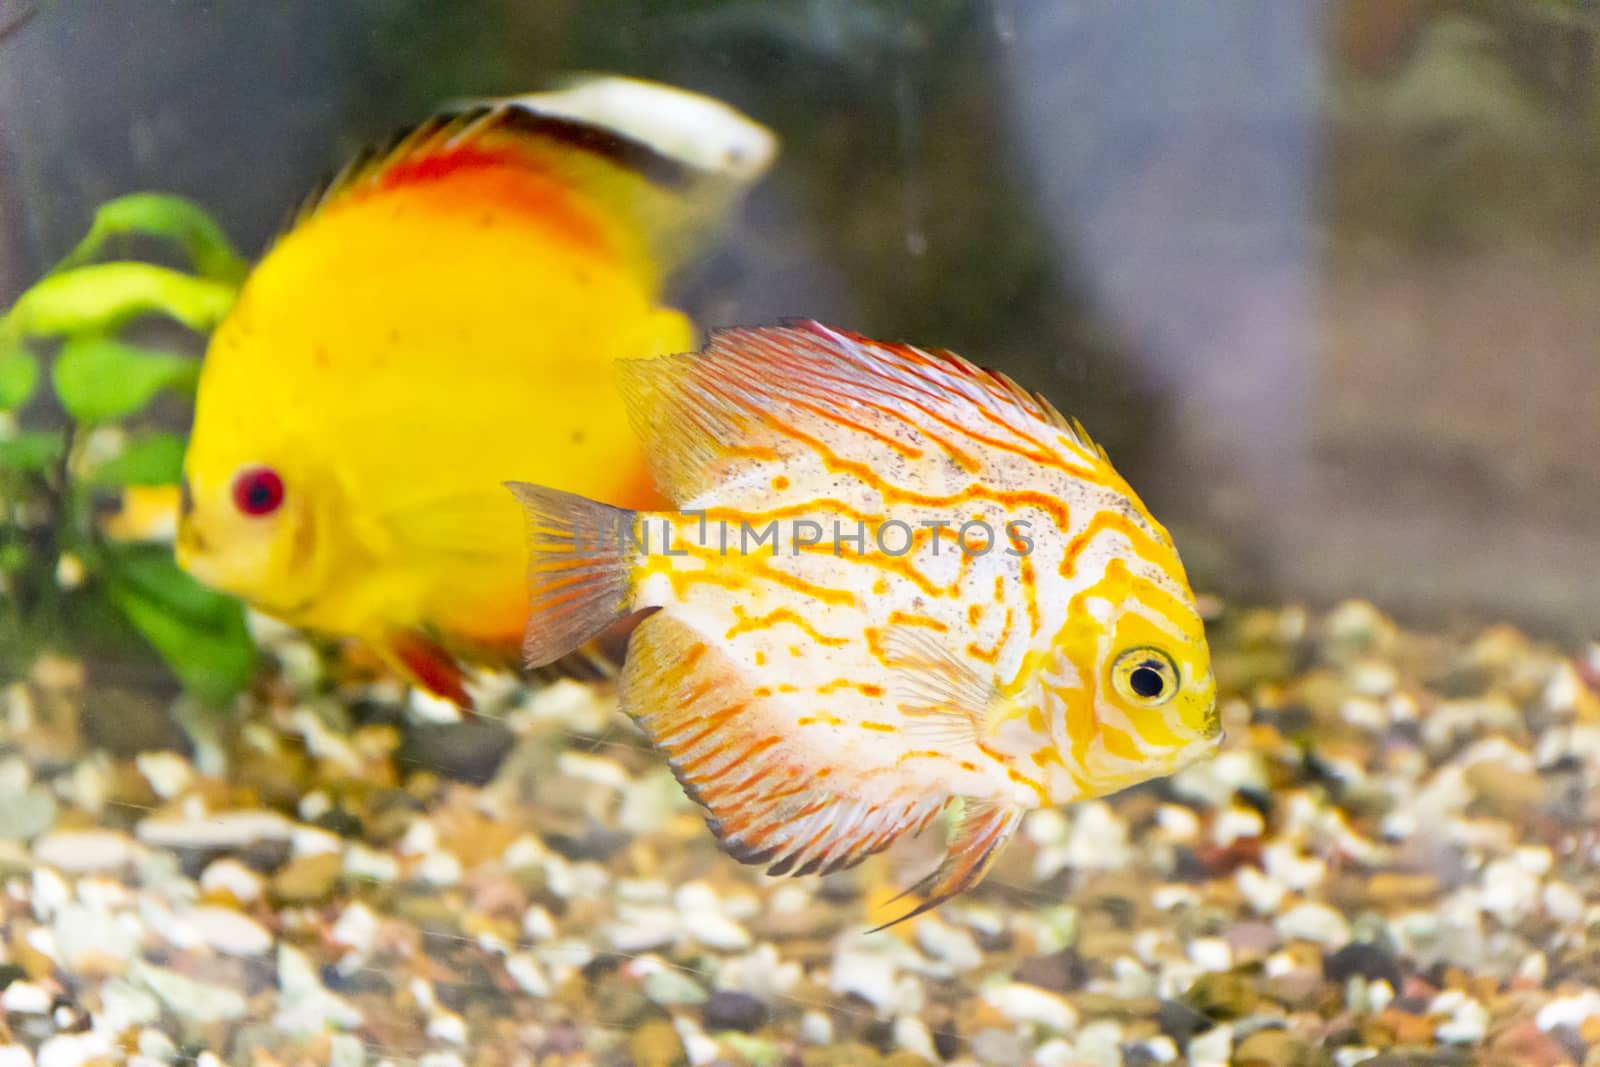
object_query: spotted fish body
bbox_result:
[512,321,1220,921]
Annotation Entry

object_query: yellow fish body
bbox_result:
[510,321,1221,920]
[177,77,777,705]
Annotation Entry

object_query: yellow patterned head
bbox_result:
[1043,531,1220,799]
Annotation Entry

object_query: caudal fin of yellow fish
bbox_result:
[503,481,642,670]
[282,74,778,289]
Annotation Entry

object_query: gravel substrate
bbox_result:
[0,601,1596,1066]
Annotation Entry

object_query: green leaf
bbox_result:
[86,432,185,487]
[103,546,256,707]
[1,263,237,339]
[52,336,199,423]
[0,430,65,472]
[0,340,38,411]
[51,193,248,284]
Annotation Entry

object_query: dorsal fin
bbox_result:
[275,76,778,279]
[615,319,1109,505]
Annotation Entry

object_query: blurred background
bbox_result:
[3,0,1596,638]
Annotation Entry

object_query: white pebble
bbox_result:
[682,910,751,952]
[505,953,550,997]
[1536,988,1600,1031]
[298,791,332,822]
[136,1029,177,1062]
[1211,806,1264,846]
[1023,808,1068,846]
[328,1034,366,1067]
[397,819,438,856]
[672,1017,722,1067]
[417,850,463,887]
[894,1015,938,1061]
[1334,1049,1379,1067]
[800,1010,833,1045]
[30,867,71,921]
[1481,859,1541,925]
[1032,1039,1078,1067]
[1155,804,1200,841]
[1,981,52,1013]
[100,979,161,1033]
[1171,750,1268,808]
[522,904,556,941]
[1139,1036,1179,1063]
[199,858,263,903]
[274,944,362,1035]
[1071,1019,1125,1064]
[1151,885,1199,911]
[1186,1024,1233,1067]
[1187,938,1233,972]
[36,1034,111,1067]
[0,1048,30,1067]
[556,751,630,790]
[644,969,707,1005]
[1543,881,1584,923]
[132,960,247,1023]
[32,830,139,873]
[1367,979,1395,1014]
[415,1055,465,1067]
[1261,842,1325,891]
[916,916,982,972]
[137,810,294,850]
[331,902,378,956]
[135,752,193,799]
[426,1012,467,1045]
[1276,903,1350,948]
[829,947,898,1012]
[188,905,273,956]
[291,826,344,858]
[981,982,1078,1034]
[343,844,399,883]
[1064,802,1132,870]
[1236,865,1287,915]
[1435,995,1488,1044]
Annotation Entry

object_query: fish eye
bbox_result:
[1112,647,1179,706]
[231,466,285,517]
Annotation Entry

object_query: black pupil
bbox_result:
[247,480,275,508]
[1129,664,1166,699]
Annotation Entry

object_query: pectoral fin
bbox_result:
[880,624,1000,746]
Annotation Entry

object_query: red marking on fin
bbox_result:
[390,630,474,710]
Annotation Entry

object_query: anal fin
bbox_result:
[623,611,942,878]
[388,629,474,710]
[870,798,1022,931]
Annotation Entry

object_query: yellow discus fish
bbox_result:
[509,321,1222,922]
[177,77,777,706]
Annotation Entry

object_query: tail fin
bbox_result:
[504,482,638,669]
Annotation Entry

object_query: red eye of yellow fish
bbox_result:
[232,467,285,517]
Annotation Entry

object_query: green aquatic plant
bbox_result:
[0,193,256,706]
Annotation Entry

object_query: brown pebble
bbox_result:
[1231,1028,1303,1067]
[1363,871,1443,907]
[1488,1019,1576,1067]
[1465,761,1545,820]
[1183,971,1259,1020]
[802,1043,885,1067]
[628,1018,687,1067]
[270,851,342,904]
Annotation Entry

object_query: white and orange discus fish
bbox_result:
[509,321,1221,921]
